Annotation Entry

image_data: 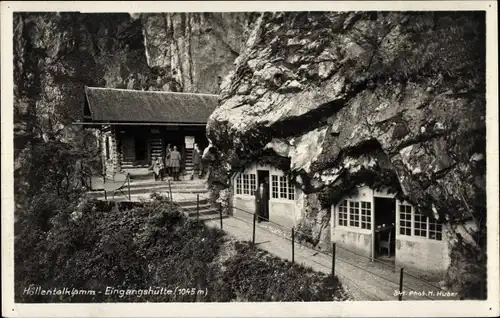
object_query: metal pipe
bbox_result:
[252,213,256,245]
[292,227,295,263]
[219,203,223,230]
[332,243,336,277]
[168,179,173,201]
[127,174,131,200]
[197,194,200,220]
[399,268,404,301]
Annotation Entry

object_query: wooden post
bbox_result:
[291,227,295,264]
[219,203,223,230]
[252,213,256,245]
[104,190,107,201]
[332,243,336,277]
[399,268,404,301]
[127,174,131,200]
[197,194,200,220]
[168,179,173,201]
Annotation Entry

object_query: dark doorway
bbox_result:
[135,136,148,162]
[257,170,270,222]
[257,170,270,190]
[374,197,396,261]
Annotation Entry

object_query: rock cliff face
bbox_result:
[141,12,255,94]
[14,13,168,149]
[206,12,486,298]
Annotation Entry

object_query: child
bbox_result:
[151,157,164,181]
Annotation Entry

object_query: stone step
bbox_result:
[126,180,206,190]
[87,191,206,203]
[176,198,210,207]
[181,208,228,221]
[183,207,219,217]
[87,187,209,198]
[198,214,229,222]
[122,164,149,169]
[126,186,208,196]
[180,202,212,210]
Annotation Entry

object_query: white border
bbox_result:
[1,1,498,317]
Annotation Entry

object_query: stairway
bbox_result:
[184,147,194,178]
[176,196,228,221]
[86,173,227,221]
[151,137,163,160]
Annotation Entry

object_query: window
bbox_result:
[243,174,249,195]
[288,182,295,200]
[236,175,242,195]
[279,176,287,199]
[337,199,371,230]
[349,201,360,227]
[429,219,443,241]
[271,174,294,200]
[399,204,412,236]
[399,203,442,240]
[271,175,279,199]
[250,174,256,195]
[338,200,348,226]
[414,210,427,238]
[235,173,257,196]
[360,201,371,230]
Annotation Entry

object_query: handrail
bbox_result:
[109,173,131,200]
[168,190,444,300]
[87,172,131,201]
[148,177,443,298]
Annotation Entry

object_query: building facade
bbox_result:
[231,161,452,278]
[231,163,302,229]
[76,87,218,177]
[331,185,451,278]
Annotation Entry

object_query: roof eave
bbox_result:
[72,121,207,126]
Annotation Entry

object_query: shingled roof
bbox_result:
[83,87,219,124]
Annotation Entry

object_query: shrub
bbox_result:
[16,195,346,302]
[217,242,343,302]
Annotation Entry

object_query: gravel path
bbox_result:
[204,216,457,301]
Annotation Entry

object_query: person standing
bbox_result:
[192,143,203,179]
[255,177,270,222]
[170,145,182,181]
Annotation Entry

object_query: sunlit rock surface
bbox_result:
[206,12,486,298]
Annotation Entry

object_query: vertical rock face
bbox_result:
[14,13,174,150]
[206,12,486,298]
[141,12,254,94]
